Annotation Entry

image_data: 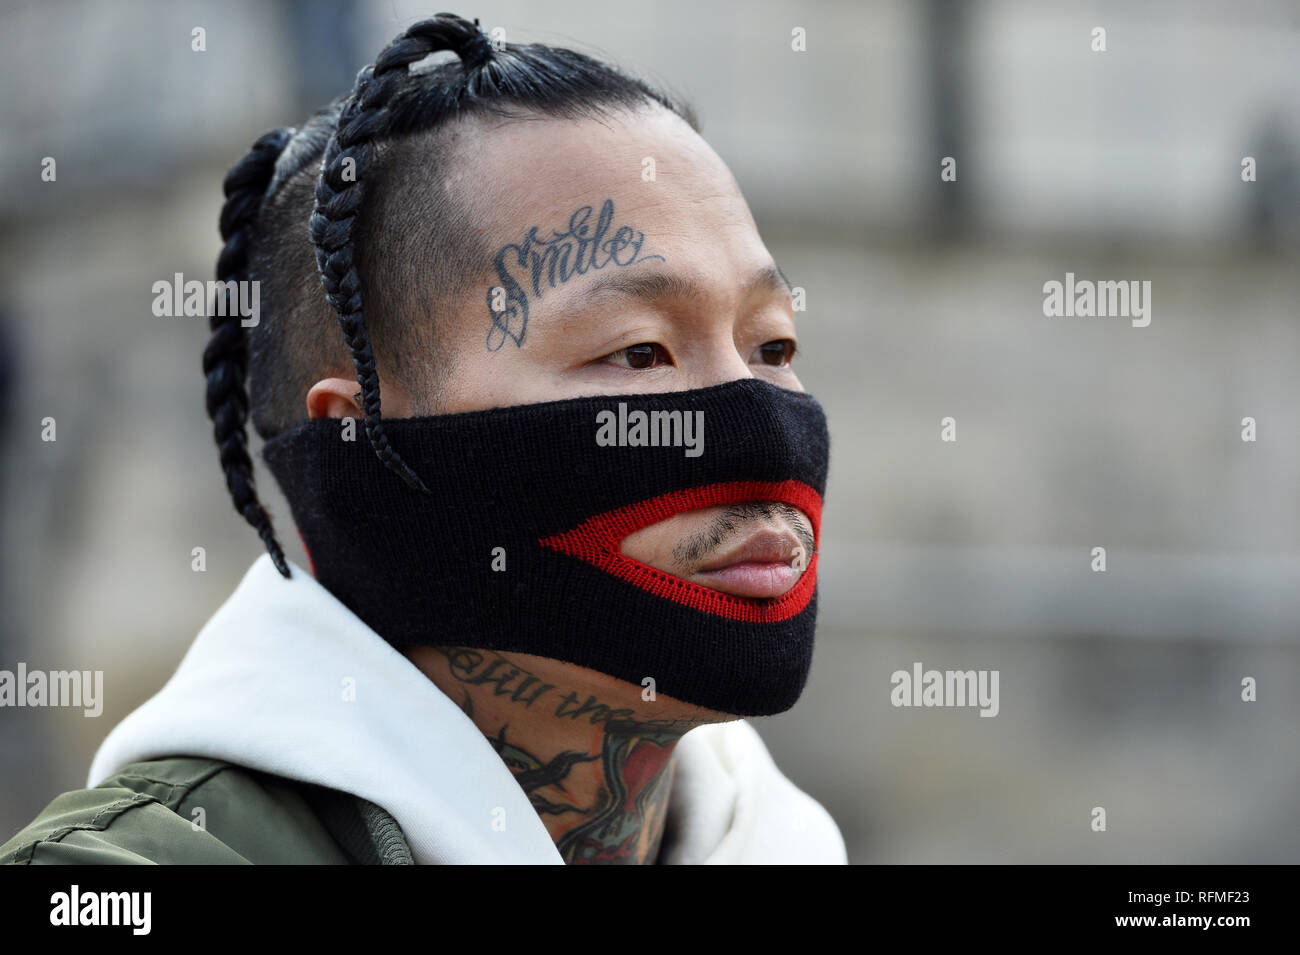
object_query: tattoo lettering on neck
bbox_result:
[442,647,556,708]
[484,198,666,352]
[437,646,699,731]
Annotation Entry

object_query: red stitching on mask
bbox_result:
[539,480,821,622]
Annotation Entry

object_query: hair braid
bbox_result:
[203,127,296,578]
[310,14,496,495]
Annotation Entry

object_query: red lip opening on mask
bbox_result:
[539,480,822,622]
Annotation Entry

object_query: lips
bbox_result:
[696,529,801,572]
[693,530,806,599]
[693,560,803,600]
[538,479,822,622]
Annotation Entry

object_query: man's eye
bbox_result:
[753,339,797,367]
[606,343,672,370]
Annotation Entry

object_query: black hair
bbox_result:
[202,12,699,577]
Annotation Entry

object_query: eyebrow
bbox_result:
[571,263,794,310]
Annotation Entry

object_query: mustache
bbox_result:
[672,502,816,568]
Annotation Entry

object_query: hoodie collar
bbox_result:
[88,555,845,864]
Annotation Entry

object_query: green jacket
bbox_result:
[1,756,413,865]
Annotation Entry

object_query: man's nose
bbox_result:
[684,339,755,390]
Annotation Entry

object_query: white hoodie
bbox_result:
[88,554,846,865]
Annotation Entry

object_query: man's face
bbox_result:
[329,106,813,601]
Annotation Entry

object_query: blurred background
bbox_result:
[1,0,1297,863]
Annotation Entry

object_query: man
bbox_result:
[2,13,843,865]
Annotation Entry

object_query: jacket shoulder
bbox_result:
[0,757,353,865]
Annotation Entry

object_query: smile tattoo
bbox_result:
[484,198,666,351]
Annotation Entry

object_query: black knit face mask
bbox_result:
[261,377,830,716]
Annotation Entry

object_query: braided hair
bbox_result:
[205,12,698,575]
[203,128,297,577]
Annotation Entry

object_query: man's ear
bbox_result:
[307,377,364,420]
